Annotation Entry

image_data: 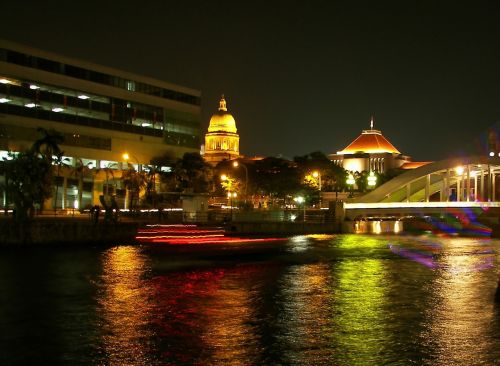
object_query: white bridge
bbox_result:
[344,156,500,220]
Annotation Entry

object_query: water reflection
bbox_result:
[422,237,498,365]
[97,246,156,365]
[277,263,335,364]
[150,265,263,365]
[332,235,390,364]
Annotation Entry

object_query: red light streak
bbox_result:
[135,224,286,245]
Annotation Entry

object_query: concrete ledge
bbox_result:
[0,219,140,245]
[226,221,339,235]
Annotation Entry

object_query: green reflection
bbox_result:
[333,236,389,365]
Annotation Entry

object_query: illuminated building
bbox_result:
[329,117,415,173]
[202,95,240,165]
[0,39,201,209]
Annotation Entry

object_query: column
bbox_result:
[406,183,411,202]
[493,172,496,202]
[445,169,450,202]
[425,174,430,202]
[62,177,68,209]
[480,168,485,201]
[456,178,461,202]
[466,165,471,202]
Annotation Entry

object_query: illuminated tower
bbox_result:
[203,95,240,165]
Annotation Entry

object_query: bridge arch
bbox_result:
[354,156,500,203]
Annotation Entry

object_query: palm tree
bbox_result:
[31,127,64,162]
[122,165,148,210]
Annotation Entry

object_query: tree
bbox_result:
[31,127,64,162]
[122,165,148,210]
[0,150,53,221]
[173,153,212,193]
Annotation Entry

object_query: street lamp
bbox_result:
[122,152,140,171]
[233,160,248,205]
[312,170,322,208]
[294,196,305,222]
[347,173,355,198]
[228,191,237,220]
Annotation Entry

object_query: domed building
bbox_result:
[203,95,240,165]
[329,118,418,173]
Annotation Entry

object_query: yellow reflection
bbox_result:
[423,238,496,365]
[98,246,154,365]
[333,236,388,363]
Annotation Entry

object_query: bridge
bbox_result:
[344,156,500,220]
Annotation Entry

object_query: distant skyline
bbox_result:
[2,1,500,161]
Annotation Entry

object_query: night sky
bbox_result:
[2,1,500,161]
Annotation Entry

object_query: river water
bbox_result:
[1,234,500,365]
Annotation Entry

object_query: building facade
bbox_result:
[202,95,240,165]
[0,39,202,210]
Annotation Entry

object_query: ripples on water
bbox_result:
[1,234,500,365]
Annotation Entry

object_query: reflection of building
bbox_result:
[203,95,240,165]
[329,118,417,173]
[0,40,201,209]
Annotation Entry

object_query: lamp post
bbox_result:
[227,191,237,220]
[294,196,305,222]
[312,171,322,208]
[233,161,248,205]
[347,173,355,198]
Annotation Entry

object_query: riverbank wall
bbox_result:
[0,218,140,245]
[226,221,339,235]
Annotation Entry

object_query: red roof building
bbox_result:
[329,118,413,174]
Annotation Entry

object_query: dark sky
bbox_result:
[2,0,500,161]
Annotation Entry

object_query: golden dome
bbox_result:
[208,95,238,134]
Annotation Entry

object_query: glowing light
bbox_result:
[455,166,464,175]
[78,94,90,99]
[220,174,227,181]
[29,84,40,89]
[135,224,286,245]
[312,171,319,178]
[233,161,239,167]
[367,171,377,186]
[122,153,130,160]
[0,98,10,103]
[346,173,355,185]
[25,103,36,108]
[0,79,11,84]
[52,107,64,112]
[294,196,304,204]
[490,151,495,157]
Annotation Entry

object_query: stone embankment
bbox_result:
[0,218,139,245]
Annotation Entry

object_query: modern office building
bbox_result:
[0,39,202,210]
[202,95,240,165]
[329,118,416,174]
